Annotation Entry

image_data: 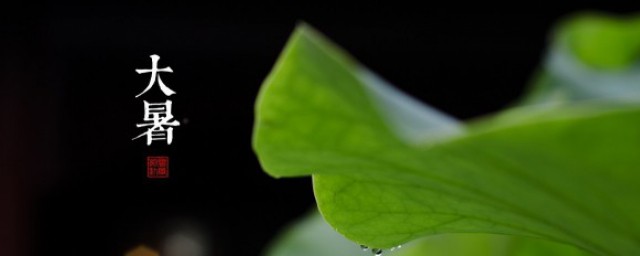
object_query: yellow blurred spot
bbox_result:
[125,245,159,256]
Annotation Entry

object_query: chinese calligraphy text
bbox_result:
[133,54,180,146]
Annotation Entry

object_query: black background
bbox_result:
[1,3,638,256]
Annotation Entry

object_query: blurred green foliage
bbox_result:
[266,212,591,256]
[562,12,640,70]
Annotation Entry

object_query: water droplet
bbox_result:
[390,244,403,251]
[371,248,383,256]
[360,245,368,251]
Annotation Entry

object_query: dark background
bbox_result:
[1,3,638,256]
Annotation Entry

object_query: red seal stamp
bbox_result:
[147,156,169,179]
